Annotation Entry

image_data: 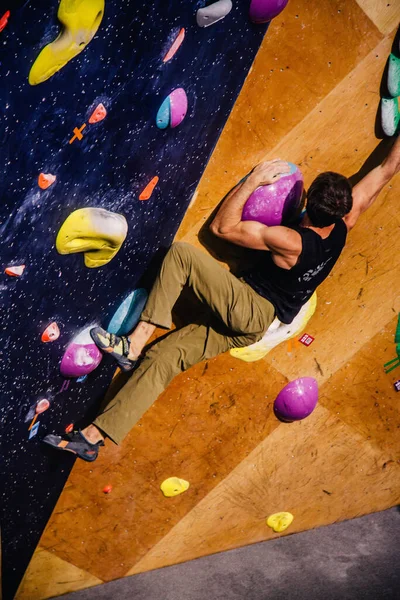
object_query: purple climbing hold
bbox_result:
[242,161,303,227]
[169,88,188,128]
[249,0,289,23]
[274,377,318,422]
[60,326,102,378]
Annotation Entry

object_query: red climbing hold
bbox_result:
[103,485,112,494]
[163,28,185,63]
[65,423,74,434]
[5,265,25,277]
[89,103,107,124]
[41,322,60,343]
[139,176,159,200]
[0,11,10,33]
[38,173,56,190]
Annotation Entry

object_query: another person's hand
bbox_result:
[249,159,291,187]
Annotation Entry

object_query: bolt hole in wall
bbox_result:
[0,0,272,598]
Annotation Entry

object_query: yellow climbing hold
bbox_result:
[29,0,105,86]
[230,292,317,362]
[160,477,190,497]
[266,512,294,533]
[56,207,128,268]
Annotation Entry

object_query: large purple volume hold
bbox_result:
[274,377,318,422]
[249,0,289,23]
[242,162,303,226]
[60,327,102,378]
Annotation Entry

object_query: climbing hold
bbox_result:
[156,88,188,129]
[139,176,159,200]
[388,54,400,98]
[249,0,289,23]
[196,0,232,27]
[274,377,318,422]
[381,97,400,137]
[163,28,185,62]
[28,0,105,85]
[242,162,303,227]
[266,512,294,533]
[103,485,112,494]
[89,103,107,124]
[56,207,128,268]
[65,423,74,433]
[28,398,50,431]
[41,322,60,343]
[38,173,56,190]
[0,10,10,33]
[170,88,188,128]
[108,288,148,336]
[230,293,316,362]
[160,477,190,497]
[5,265,25,277]
[60,326,102,378]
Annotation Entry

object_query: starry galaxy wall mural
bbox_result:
[0,1,268,597]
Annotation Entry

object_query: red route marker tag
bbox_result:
[299,333,315,347]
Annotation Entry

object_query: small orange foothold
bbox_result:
[0,11,10,33]
[163,28,185,63]
[5,265,25,277]
[41,322,60,343]
[38,173,56,190]
[103,485,112,494]
[139,176,159,200]
[65,423,74,434]
[89,103,107,124]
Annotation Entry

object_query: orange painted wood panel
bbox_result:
[39,355,287,582]
[177,0,382,239]
[128,404,400,575]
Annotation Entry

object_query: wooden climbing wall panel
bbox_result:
[16,1,400,598]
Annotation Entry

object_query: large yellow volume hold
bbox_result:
[56,207,128,268]
[29,0,105,85]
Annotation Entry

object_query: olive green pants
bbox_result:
[94,242,275,444]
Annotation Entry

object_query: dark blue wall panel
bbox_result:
[0,1,267,597]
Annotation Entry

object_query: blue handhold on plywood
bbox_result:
[156,96,171,129]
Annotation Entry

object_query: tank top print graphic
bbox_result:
[242,220,347,324]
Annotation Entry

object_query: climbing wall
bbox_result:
[8,1,400,599]
[0,2,269,598]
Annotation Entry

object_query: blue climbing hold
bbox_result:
[108,289,148,336]
[156,96,171,129]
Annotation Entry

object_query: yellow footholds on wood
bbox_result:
[266,512,294,533]
[56,207,128,268]
[29,0,105,85]
[160,477,190,497]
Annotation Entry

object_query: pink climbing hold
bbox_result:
[249,0,289,23]
[38,173,56,190]
[5,265,25,277]
[163,28,185,63]
[89,103,107,124]
[169,88,188,128]
[41,322,60,343]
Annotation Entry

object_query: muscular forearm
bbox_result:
[210,175,258,234]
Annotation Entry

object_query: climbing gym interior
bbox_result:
[1,1,400,599]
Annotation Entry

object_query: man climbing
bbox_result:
[43,135,400,462]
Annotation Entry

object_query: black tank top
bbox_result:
[242,219,347,324]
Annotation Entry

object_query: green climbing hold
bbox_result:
[388,53,400,99]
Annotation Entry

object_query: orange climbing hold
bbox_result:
[5,265,25,277]
[65,423,74,434]
[163,28,185,62]
[103,485,112,494]
[89,103,107,124]
[41,322,60,343]
[0,11,10,33]
[38,173,56,189]
[139,176,159,200]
